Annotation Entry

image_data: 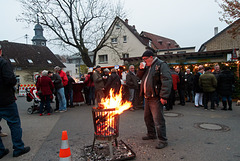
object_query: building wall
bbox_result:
[96,20,146,67]
[63,63,78,79]
[206,24,240,51]
[15,70,38,85]
[157,48,195,55]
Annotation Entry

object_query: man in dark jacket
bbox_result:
[199,67,217,110]
[0,50,30,158]
[66,71,75,107]
[175,67,185,106]
[185,68,194,103]
[212,64,221,107]
[126,65,139,111]
[137,50,172,149]
[193,66,204,107]
[48,71,64,112]
[217,65,235,110]
[105,68,121,95]
[93,65,105,104]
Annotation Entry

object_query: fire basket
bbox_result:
[92,107,119,140]
[92,107,119,156]
[89,88,134,160]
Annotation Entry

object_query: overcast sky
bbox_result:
[0,0,228,55]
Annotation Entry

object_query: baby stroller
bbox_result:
[26,87,53,114]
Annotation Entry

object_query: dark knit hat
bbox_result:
[95,65,101,69]
[142,50,154,57]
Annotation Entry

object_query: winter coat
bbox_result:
[137,58,172,100]
[212,70,221,79]
[185,73,194,90]
[193,72,203,93]
[101,73,109,85]
[84,73,94,87]
[105,72,121,94]
[171,70,180,91]
[58,70,68,87]
[93,70,104,91]
[36,76,54,95]
[199,71,217,93]
[126,71,139,89]
[0,57,17,106]
[177,71,185,90]
[66,75,76,90]
[51,73,63,90]
[217,70,235,96]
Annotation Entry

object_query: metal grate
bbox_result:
[92,107,119,141]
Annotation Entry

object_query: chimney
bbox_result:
[125,19,128,24]
[133,25,135,29]
[214,27,218,36]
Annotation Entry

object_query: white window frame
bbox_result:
[111,38,118,44]
[122,53,129,58]
[123,36,127,43]
[99,55,108,64]
[116,23,120,29]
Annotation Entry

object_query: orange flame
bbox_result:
[94,87,132,136]
[100,87,132,113]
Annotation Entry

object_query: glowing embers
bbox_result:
[92,87,132,139]
[91,87,132,159]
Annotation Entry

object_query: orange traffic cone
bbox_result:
[59,131,72,161]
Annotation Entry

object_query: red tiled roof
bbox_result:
[140,31,179,50]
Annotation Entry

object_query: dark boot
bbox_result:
[142,134,157,140]
[221,101,227,111]
[156,141,168,149]
[228,100,232,111]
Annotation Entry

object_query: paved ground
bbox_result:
[0,96,240,161]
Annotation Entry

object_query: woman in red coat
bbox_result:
[36,70,54,116]
[84,68,95,105]
[166,67,180,110]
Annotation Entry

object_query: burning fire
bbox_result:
[100,87,132,113]
[93,87,132,136]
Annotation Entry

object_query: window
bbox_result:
[122,53,129,58]
[123,36,127,43]
[116,23,120,29]
[149,40,152,47]
[99,55,108,63]
[177,51,186,54]
[111,38,117,44]
[47,60,52,64]
[9,58,16,63]
[27,59,33,63]
[41,42,45,46]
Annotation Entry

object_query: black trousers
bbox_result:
[203,92,215,109]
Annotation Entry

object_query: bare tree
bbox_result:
[17,0,126,67]
[216,0,240,37]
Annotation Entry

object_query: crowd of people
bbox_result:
[78,60,235,113]
[0,47,237,157]
[70,50,236,151]
[169,64,235,111]
[36,66,76,115]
